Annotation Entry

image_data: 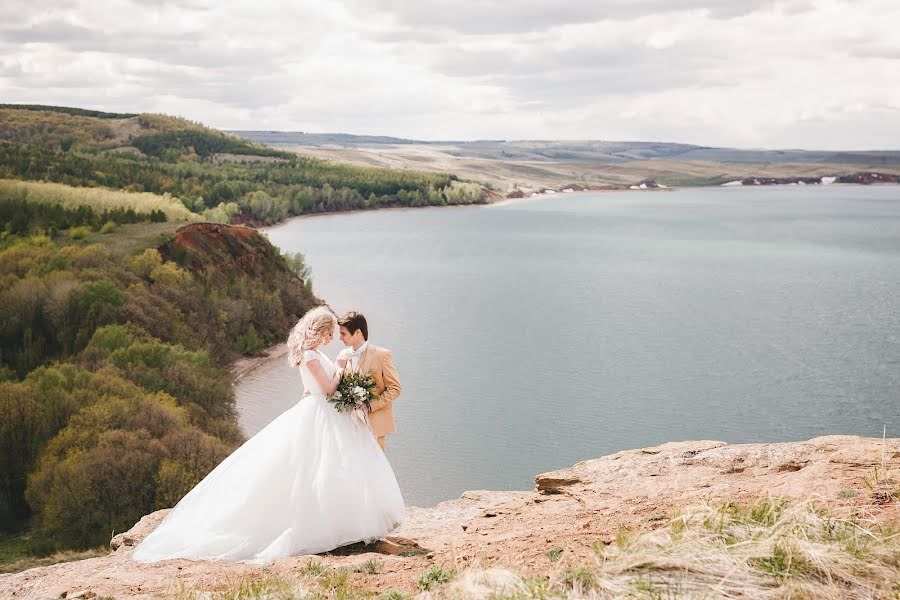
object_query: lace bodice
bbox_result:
[299,349,335,396]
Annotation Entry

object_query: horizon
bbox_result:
[2,1,899,151]
[5,102,900,153]
[227,128,900,153]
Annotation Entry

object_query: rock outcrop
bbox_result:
[158,223,282,282]
[2,435,897,598]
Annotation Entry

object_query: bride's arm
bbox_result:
[305,358,342,395]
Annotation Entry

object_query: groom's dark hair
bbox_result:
[339,311,368,340]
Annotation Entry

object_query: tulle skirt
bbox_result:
[132,394,405,564]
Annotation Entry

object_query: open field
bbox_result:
[271,143,900,194]
[0,179,199,221]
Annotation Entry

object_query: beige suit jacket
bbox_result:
[342,344,401,438]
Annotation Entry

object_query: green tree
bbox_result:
[238,323,261,354]
[25,390,184,549]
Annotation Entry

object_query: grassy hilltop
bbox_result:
[0,104,485,229]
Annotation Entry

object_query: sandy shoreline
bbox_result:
[259,199,501,234]
[230,342,289,385]
[258,186,628,234]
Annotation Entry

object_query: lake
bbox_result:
[236,185,900,506]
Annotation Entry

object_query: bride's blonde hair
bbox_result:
[287,306,337,367]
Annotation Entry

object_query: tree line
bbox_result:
[1,195,166,238]
[0,140,484,227]
[0,104,139,119]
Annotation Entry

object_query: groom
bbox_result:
[337,311,402,451]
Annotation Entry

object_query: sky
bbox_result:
[1,0,899,149]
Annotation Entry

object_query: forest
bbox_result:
[0,216,317,555]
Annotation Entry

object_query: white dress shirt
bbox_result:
[350,341,369,372]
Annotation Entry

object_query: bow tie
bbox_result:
[351,349,364,357]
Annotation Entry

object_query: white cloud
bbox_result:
[0,0,898,149]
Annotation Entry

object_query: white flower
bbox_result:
[353,386,366,398]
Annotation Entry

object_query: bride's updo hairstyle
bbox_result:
[287,306,337,367]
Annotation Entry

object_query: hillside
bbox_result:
[0,105,486,227]
[234,131,900,165]
[0,214,318,565]
[0,105,290,160]
[233,131,900,194]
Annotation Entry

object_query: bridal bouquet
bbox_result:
[328,373,379,413]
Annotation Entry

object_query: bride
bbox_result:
[132,307,405,563]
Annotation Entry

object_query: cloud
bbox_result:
[345,0,776,35]
[0,0,898,149]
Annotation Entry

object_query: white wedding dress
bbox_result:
[132,349,405,564]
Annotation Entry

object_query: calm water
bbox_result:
[236,186,900,506]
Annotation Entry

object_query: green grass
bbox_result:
[416,564,457,591]
[353,558,382,574]
[863,465,900,503]
[68,225,91,239]
[82,221,181,257]
[752,543,807,580]
[559,566,598,592]
[0,532,30,568]
[546,547,563,562]
[0,531,107,574]
[298,560,327,576]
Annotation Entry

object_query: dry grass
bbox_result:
[430,498,900,599]
[174,575,310,600]
[0,178,200,221]
[81,221,183,257]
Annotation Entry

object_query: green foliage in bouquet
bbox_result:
[328,373,379,413]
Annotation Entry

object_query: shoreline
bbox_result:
[259,199,495,233]
[229,342,289,385]
[256,180,900,232]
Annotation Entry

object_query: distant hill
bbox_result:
[0,104,139,119]
[0,104,291,160]
[234,131,419,147]
[232,131,900,165]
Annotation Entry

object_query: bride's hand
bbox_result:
[336,357,348,368]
